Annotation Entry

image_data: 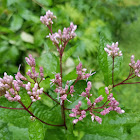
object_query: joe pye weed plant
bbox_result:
[0,10,140,139]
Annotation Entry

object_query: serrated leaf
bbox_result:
[63,46,77,62]
[31,101,63,125]
[10,15,23,31]
[29,120,46,140]
[98,36,123,86]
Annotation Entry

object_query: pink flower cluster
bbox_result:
[5,89,21,101]
[0,54,44,102]
[90,113,102,124]
[40,10,56,26]
[25,54,44,80]
[76,62,94,80]
[69,101,86,124]
[25,82,43,102]
[51,75,75,104]
[0,73,13,93]
[69,85,125,124]
[104,42,122,57]
[50,73,62,86]
[15,72,27,87]
[49,22,77,45]
[129,55,140,77]
[81,81,92,98]
[0,73,21,101]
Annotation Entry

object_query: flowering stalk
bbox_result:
[104,42,122,87]
[113,55,140,87]
[40,10,77,129]
[1,10,136,129]
[69,85,124,124]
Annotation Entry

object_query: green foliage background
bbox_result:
[0,0,140,139]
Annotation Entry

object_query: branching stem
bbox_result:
[18,100,64,127]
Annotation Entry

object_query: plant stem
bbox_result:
[114,82,140,87]
[112,56,115,86]
[60,54,63,84]
[43,91,60,104]
[0,106,24,110]
[113,73,136,87]
[18,101,64,127]
[27,102,33,109]
[59,53,67,130]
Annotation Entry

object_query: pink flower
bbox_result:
[95,95,104,103]
[104,42,122,57]
[40,10,56,26]
[73,119,79,124]
[95,116,102,124]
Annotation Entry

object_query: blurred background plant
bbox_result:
[0,0,140,139]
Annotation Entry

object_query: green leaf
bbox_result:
[37,49,59,76]
[7,0,21,6]
[60,3,84,24]
[98,36,123,86]
[75,111,140,139]
[0,26,12,33]
[130,123,140,140]
[10,15,23,31]
[0,121,12,140]
[44,128,67,140]
[31,101,63,125]
[19,88,31,107]
[9,125,29,140]
[29,120,46,140]
[19,9,39,23]
[62,46,77,63]
[63,70,77,81]
[98,86,107,102]
[82,134,120,140]
[7,46,19,62]
[35,0,52,6]
[65,80,87,108]
[0,97,30,128]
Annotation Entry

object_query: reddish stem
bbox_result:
[113,72,136,87]
[43,91,60,104]
[117,82,140,85]
[18,100,64,127]
[27,102,33,109]
[0,106,24,110]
